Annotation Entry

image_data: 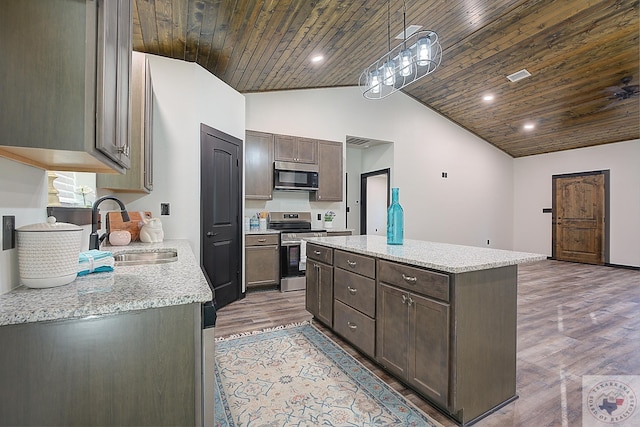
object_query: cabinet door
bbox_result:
[376,283,408,378]
[408,293,449,407]
[317,262,334,327]
[312,140,343,201]
[245,245,280,288]
[96,0,131,168]
[296,137,318,164]
[245,131,274,199]
[97,51,151,193]
[274,134,297,162]
[305,261,320,317]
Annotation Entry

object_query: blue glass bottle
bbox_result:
[387,187,404,245]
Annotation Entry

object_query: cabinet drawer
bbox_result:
[245,234,279,246]
[377,260,449,302]
[334,268,376,318]
[334,300,375,358]
[306,243,333,265]
[334,250,375,279]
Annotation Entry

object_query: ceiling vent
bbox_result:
[395,25,423,40]
[346,136,393,149]
[507,69,532,82]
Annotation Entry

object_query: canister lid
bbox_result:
[17,216,82,232]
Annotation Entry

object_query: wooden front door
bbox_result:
[552,171,608,265]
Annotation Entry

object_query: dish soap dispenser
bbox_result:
[387,187,404,245]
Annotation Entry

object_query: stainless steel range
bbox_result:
[269,212,326,292]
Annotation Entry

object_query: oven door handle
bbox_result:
[280,241,301,247]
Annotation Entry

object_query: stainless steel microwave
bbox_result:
[274,161,319,191]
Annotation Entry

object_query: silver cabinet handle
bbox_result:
[402,294,408,304]
[408,297,414,306]
[314,250,321,255]
[347,260,357,267]
[347,322,357,330]
[402,274,417,284]
[347,286,357,295]
[257,238,266,242]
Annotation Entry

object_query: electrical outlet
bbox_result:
[317,213,321,220]
[3,215,16,250]
[161,203,170,216]
[487,239,490,245]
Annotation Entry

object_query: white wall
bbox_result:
[514,139,640,267]
[0,158,48,293]
[246,86,514,248]
[113,54,246,262]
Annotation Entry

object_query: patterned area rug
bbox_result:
[214,322,442,426]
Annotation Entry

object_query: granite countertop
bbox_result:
[0,240,212,327]
[305,235,547,274]
[245,229,281,235]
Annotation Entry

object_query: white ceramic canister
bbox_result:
[16,216,83,288]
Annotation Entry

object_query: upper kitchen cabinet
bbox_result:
[311,139,343,201]
[245,131,274,200]
[274,135,317,164]
[97,52,153,193]
[0,0,132,174]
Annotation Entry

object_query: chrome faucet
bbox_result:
[89,195,130,250]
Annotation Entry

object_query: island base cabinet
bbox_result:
[0,304,198,426]
[376,283,449,408]
[334,300,375,358]
[305,260,333,327]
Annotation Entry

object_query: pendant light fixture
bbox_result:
[359,0,442,100]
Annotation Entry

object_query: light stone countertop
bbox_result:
[0,240,212,327]
[305,235,547,274]
[245,229,281,235]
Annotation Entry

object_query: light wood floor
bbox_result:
[215,260,640,426]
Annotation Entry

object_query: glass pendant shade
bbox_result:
[383,60,396,86]
[416,37,432,66]
[399,49,413,77]
[370,71,381,94]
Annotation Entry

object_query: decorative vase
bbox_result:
[387,187,404,245]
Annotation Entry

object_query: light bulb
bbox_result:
[417,37,431,66]
[383,60,395,86]
[399,49,413,77]
[370,71,381,94]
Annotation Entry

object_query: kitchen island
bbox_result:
[304,235,546,425]
[0,240,212,426]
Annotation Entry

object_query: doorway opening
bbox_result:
[360,169,390,236]
[552,170,609,265]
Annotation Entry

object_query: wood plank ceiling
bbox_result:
[132,0,640,158]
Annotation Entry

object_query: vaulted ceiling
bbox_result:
[132,0,640,158]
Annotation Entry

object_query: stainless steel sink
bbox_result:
[114,249,178,266]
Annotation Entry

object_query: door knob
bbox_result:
[206,232,218,237]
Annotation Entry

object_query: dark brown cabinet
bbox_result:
[245,234,280,289]
[311,139,343,201]
[333,250,376,358]
[97,51,153,192]
[305,243,333,327]
[377,282,450,407]
[274,135,317,164]
[0,0,132,173]
[245,131,275,200]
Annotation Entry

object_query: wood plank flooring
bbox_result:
[214,260,640,426]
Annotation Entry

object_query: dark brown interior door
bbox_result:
[553,171,608,265]
[201,124,242,309]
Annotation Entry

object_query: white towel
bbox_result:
[299,239,307,271]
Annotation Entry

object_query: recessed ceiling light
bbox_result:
[311,55,324,63]
[483,94,494,102]
[523,123,535,131]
